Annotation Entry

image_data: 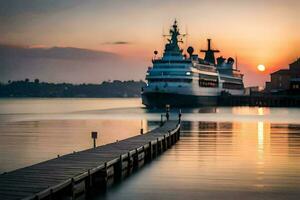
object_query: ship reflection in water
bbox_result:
[99,120,300,200]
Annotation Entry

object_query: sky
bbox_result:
[0,0,299,86]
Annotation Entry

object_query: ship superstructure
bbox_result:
[142,20,244,107]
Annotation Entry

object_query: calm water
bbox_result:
[0,98,300,199]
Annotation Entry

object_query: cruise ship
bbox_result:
[141,20,244,107]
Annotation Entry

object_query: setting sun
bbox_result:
[257,64,266,72]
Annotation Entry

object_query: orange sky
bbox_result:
[1,0,299,86]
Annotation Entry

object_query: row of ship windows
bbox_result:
[223,82,244,89]
[148,71,193,76]
[148,72,221,82]
[199,80,218,88]
[148,78,243,89]
[221,77,243,83]
[148,72,242,85]
[199,80,243,89]
[148,78,192,83]
[153,60,191,64]
[148,78,218,87]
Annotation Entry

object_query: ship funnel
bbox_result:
[200,39,220,64]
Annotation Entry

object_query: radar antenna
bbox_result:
[163,20,186,43]
[161,20,186,58]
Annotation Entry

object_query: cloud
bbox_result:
[0,43,147,84]
[0,44,119,61]
[102,41,131,45]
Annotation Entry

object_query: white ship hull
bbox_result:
[142,92,218,107]
[142,83,244,107]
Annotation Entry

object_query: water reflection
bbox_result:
[258,121,264,152]
[99,120,300,200]
[0,119,158,173]
[0,99,300,199]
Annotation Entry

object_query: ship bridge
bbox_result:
[146,20,193,84]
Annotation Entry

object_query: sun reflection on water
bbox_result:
[258,121,264,152]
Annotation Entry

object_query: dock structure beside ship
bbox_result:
[218,94,300,107]
[0,119,181,200]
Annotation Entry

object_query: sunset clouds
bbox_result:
[0,0,299,86]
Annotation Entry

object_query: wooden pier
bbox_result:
[0,120,181,200]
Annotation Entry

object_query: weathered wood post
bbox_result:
[171,131,175,144]
[50,189,53,200]
[71,178,75,199]
[91,132,98,148]
[84,169,94,198]
[114,155,123,182]
[133,148,139,171]
[168,131,171,147]
[127,152,131,176]
[102,162,108,191]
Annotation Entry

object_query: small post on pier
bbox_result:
[140,120,144,135]
[166,104,170,121]
[91,131,98,148]
[160,114,163,126]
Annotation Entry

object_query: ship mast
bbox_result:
[161,20,185,60]
[200,39,220,65]
[163,20,182,49]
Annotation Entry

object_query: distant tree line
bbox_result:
[0,79,146,98]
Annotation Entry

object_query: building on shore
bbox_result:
[244,86,263,96]
[290,78,300,91]
[265,58,300,94]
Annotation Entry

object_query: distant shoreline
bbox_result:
[0,79,146,98]
[0,97,141,99]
